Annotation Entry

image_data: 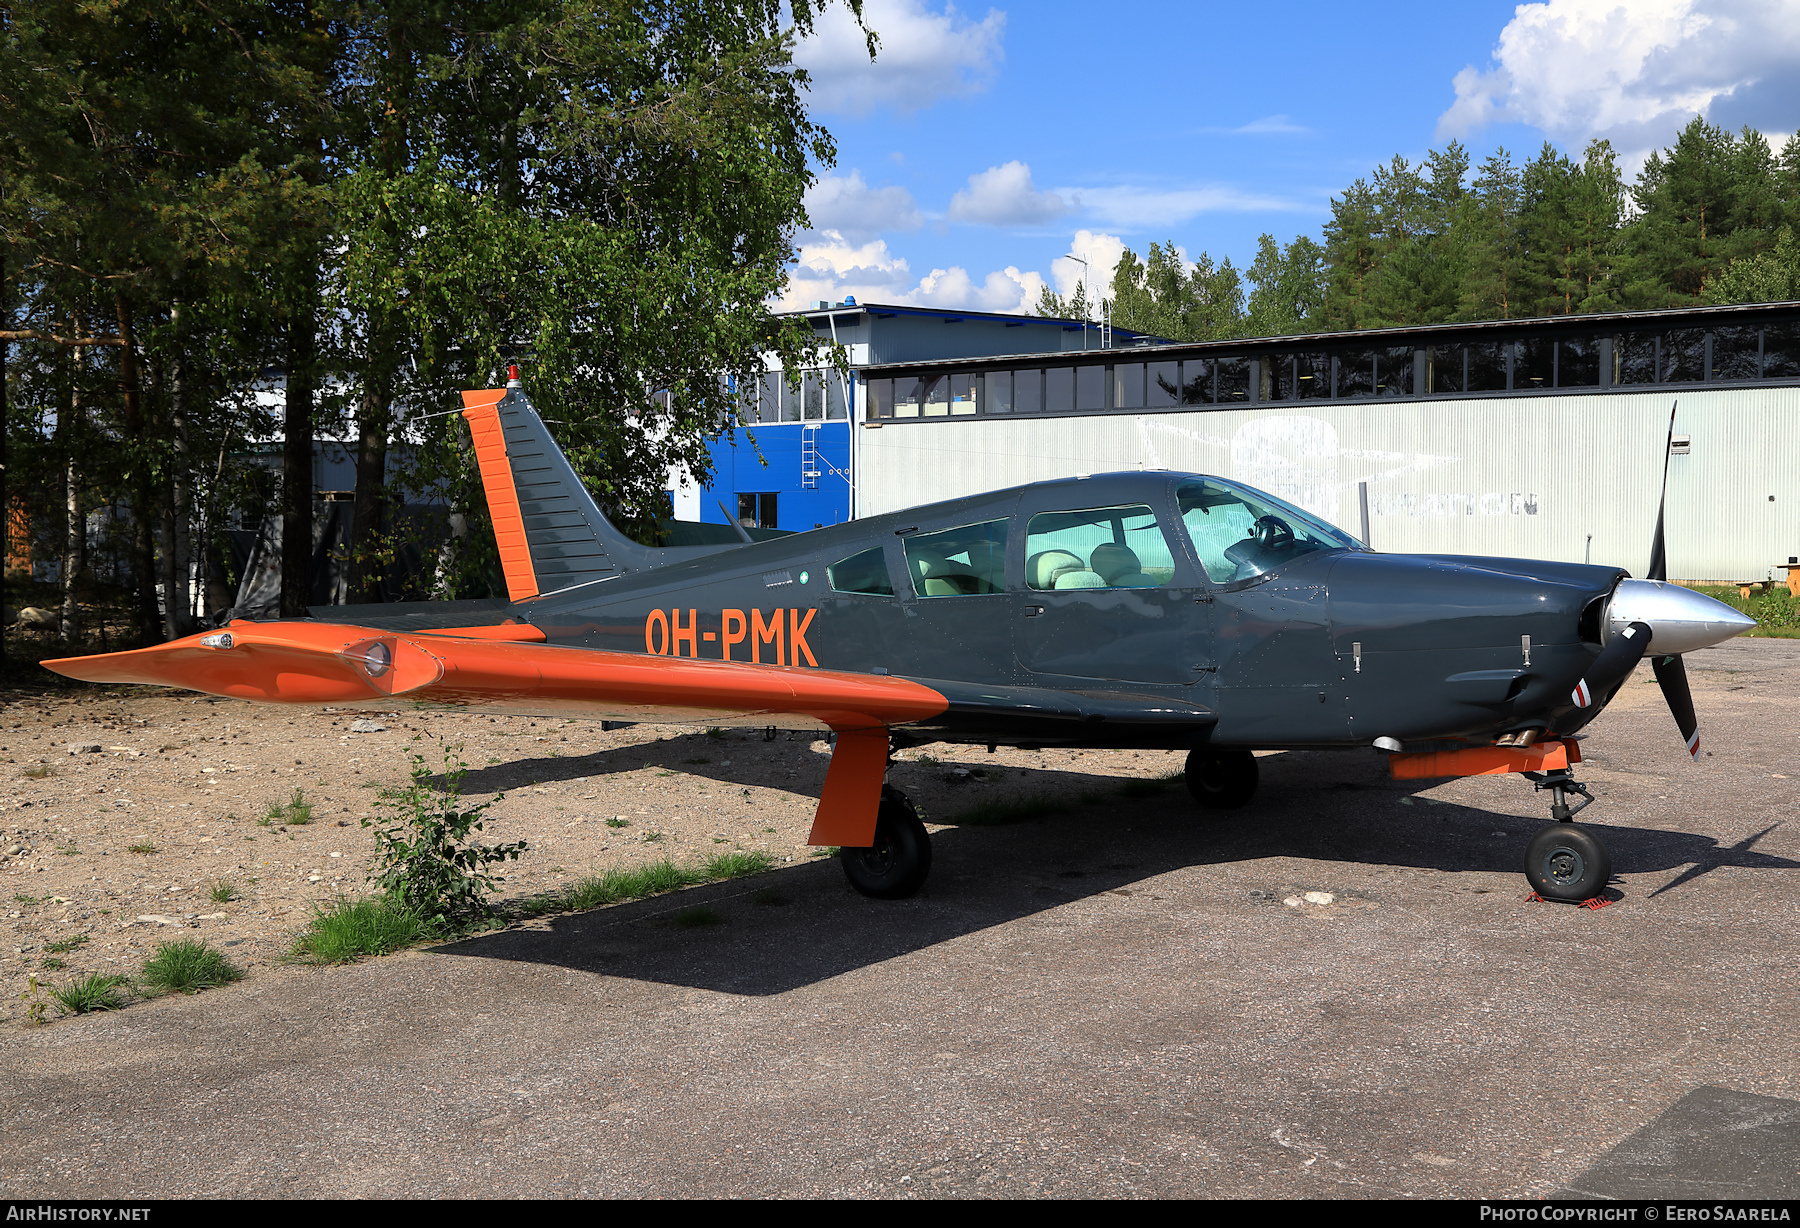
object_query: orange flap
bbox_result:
[1388,738,1578,780]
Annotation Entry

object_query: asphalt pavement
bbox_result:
[3,637,1798,1199]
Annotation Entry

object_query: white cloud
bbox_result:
[947,161,1072,227]
[778,230,1046,313]
[1052,230,1126,301]
[794,0,1006,117]
[1065,184,1307,230]
[1218,114,1310,135]
[803,171,922,244]
[1437,0,1800,158]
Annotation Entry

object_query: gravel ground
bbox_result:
[1,689,1182,1021]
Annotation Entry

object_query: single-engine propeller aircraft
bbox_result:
[46,371,1754,903]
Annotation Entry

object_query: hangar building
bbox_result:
[850,301,1800,585]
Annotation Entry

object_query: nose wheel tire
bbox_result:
[840,787,932,899]
[1524,823,1611,902]
[1184,748,1259,811]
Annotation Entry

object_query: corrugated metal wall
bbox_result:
[856,386,1800,582]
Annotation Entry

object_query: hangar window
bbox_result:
[1467,341,1508,392]
[1261,355,1292,401]
[987,370,1014,413]
[1712,326,1759,381]
[950,372,979,415]
[1765,322,1800,378]
[1045,367,1075,413]
[1217,356,1252,402]
[1177,479,1360,585]
[1296,353,1331,399]
[903,520,1008,596]
[1613,333,1657,385]
[1663,329,1706,383]
[1025,505,1175,590]
[1014,368,1044,413]
[1558,336,1600,387]
[828,546,895,596]
[921,375,950,416]
[1378,347,1415,396]
[1113,363,1145,408]
[1424,346,1461,394]
[1515,338,1552,389]
[1180,358,1214,405]
[1338,351,1376,398]
[1076,364,1106,411]
[893,376,923,418]
[1148,361,1179,407]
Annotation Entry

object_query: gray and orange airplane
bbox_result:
[46,371,1754,903]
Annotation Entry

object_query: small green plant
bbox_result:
[916,753,941,768]
[705,727,727,740]
[256,814,273,827]
[21,763,53,779]
[44,934,89,954]
[40,957,66,972]
[140,940,244,994]
[210,881,240,903]
[14,894,40,905]
[810,845,837,858]
[671,905,722,927]
[642,831,665,843]
[558,860,691,910]
[291,896,429,964]
[55,838,79,856]
[127,842,158,855]
[50,973,131,1015]
[605,817,631,828]
[19,974,50,1025]
[265,788,313,826]
[362,740,527,930]
[947,794,1064,826]
[702,850,773,879]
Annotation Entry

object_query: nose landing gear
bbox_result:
[1523,767,1612,903]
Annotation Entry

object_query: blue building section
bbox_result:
[679,299,1163,532]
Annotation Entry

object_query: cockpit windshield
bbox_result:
[1175,478,1363,584]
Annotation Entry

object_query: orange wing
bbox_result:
[42,622,947,847]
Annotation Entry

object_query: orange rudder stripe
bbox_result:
[460,390,539,602]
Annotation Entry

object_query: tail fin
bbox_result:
[460,384,656,601]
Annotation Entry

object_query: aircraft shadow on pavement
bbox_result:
[438,746,1799,997]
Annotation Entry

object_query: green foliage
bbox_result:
[1689,586,1800,633]
[947,794,1066,826]
[50,973,131,1015]
[701,851,774,879]
[1706,227,1800,305]
[291,896,431,964]
[363,742,528,929]
[140,940,244,995]
[126,843,158,855]
[265,789,313,826]
[43,934,88,955]
[210,881,241,904]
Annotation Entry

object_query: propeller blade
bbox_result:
[1652,652,1700,758]
[1569,620,1652,710]
[1646,401,1677,582]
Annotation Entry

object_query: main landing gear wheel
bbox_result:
[1524,823,1612,902]
[1184,748,1259,811]
[841,787,932,900]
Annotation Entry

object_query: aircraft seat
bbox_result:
[964,541,1006,590]
[1053,570,1106,589]
[1089,543,1141,584]
[1026,549,1084,590]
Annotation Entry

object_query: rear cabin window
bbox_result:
[827,546,895,596]
[1024,505,1176,591]
[902,520,1008,596]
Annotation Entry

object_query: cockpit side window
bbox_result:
[827,545,896,596]
[1024,504,1176,590]
[902,519,1009,596]
[1176,478,1360,584]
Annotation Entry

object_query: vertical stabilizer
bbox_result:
[460,383,656,600]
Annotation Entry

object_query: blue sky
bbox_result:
[778,0,1800,313]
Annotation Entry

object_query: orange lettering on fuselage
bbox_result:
[643,608,820,665]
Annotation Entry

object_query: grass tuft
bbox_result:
[701,850,773,880]
[291,897,431,964]
[209,880,240,903]
[140,940,244,994]
[946,794,1065,826]
[20,762,54,779]
[44,934,89,954]
[265,788,313,826]
[126,842,158,855]
[50,973,131,1015]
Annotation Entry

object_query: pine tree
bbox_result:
[1459,147,1524,320]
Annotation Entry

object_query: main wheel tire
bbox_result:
[1524,823,1612,902]
[1185,748,1259,810]
[840,788,933,899]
